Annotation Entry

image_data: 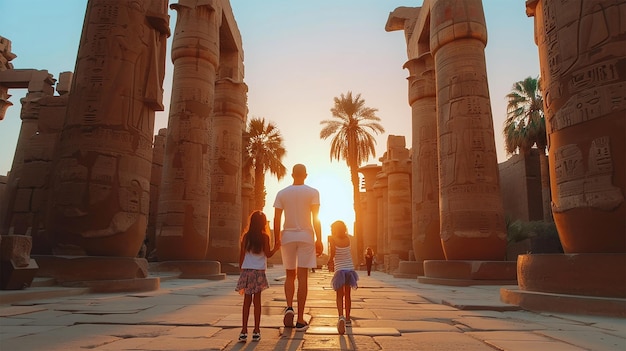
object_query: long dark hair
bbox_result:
[242,210,269,254]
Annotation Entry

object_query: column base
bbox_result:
[32,255,158,293]
[419,260,517,286]
[150,260,226,280]
[500,253,626,317]
[392,261,423,279]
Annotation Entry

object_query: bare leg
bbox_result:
[344,285,352,320]
[284,269,296,307]
[241,294,252,334]
[253,292,262,333]
[336,286,345,317]
[296,267,309,324]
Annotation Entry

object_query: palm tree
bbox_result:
[503,76,551,221]
[503,76,546,156]
[243,117,287,211]
[320,91,385,256]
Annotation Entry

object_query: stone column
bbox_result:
[382,136,412,260]
[430,0,507,260]
[358,164,382,258]
[528,0,625,253]
[156,1,218,261]
[405,53,445,264]
[373,173,387,260]
[206,79,247,263]
[146,128,166,258]
[46,0,169,257]
[2,71,55,235]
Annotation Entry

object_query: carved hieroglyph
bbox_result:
[46,0,169,257]
[527,0,625,253]
[387,0,507,261]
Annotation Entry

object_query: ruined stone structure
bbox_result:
[501,0,626,315]
[0,36,74,256]
[0,0,247,288]
[156,0,245,264]
[386,0,508,276]
[46,0,170,257]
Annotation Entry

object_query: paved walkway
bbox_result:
[1,265,624,350]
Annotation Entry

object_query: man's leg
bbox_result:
[296,266,309,325]
[283,269,296,326]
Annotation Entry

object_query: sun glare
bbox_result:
[307,171,356,251]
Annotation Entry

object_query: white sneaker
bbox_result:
[337,316,346,335]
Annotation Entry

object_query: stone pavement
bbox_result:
[1,265,624,351]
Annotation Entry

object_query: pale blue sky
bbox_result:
[0,1,539,231]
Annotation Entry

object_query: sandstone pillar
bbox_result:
[156,1,218,260]
[499,0,626,317]
[405,53,445,264]
[430,0,507,260]
[373,173,388,261]
[46,0,169,257]
[528,0,625,253]
[382,136,412,260]
[146,128,166,258]
[358,164,382,258]
[206,79,247,263]
[0,70,56,237]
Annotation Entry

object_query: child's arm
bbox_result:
[239,235,246,267]
[263,235,276,258]
[327,236,335,272]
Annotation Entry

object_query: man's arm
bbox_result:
[273,208,283,249]
[311,204,322,256]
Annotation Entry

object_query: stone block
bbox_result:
[0,234,32,266]
[33,255,149,283]
[0,259,38,290]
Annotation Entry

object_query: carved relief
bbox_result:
[553,138,623,212]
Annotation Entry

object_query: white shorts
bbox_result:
[280,241,317,270]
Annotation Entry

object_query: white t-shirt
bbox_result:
[273,184,320,244]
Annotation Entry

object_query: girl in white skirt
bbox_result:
[327,220,359,335]
[236,211,278,342]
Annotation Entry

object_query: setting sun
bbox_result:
[263,161,358,254]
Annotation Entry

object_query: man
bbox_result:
[273,164,323,331]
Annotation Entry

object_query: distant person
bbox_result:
[236,211,278,342]
[364,247,375,276]
[273,164,323,331]
[327,220,359,335]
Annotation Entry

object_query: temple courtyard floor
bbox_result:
[1,264,624,350]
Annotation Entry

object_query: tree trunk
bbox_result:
[349,165,363,266]
[253,164,266,211]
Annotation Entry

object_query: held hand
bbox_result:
[315,240,323,257]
